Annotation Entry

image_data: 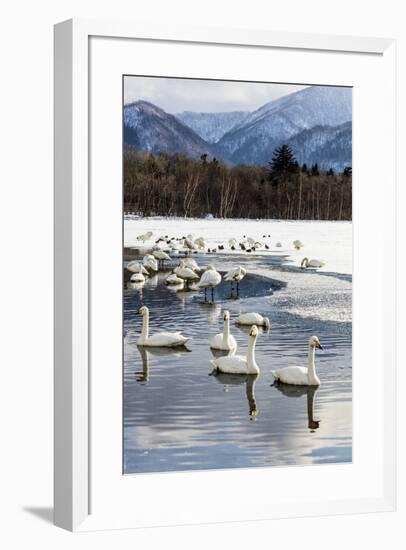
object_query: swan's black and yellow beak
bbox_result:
[317,342,323,350]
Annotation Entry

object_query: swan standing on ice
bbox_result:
[127,261,149,275]
[301,257,325,269]
[224,266,247,296]
[210,311,237,351]
[143,254,159,272]
[210,325,259,375]
[235,312,270,329]
[293,240,304,250]
[137,306,191,347]
[271,336,323,386]
[137,231,153,243]
[197,264,222,301]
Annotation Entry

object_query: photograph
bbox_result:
[122,75,352,475]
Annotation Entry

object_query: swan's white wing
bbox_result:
[212,355,248,374]
[145,332,190,347]
[272,366,308,385]
[236,312,262,325]
[210,333,223,349]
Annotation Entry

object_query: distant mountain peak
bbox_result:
[123,85,352,171]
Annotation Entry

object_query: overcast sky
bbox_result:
[124,76,308,113]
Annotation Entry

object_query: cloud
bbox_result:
[124,76,309,113]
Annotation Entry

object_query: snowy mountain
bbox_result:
[216,86,352,165]
[286,122,352,172]
[175,111,249,143]
[123,86,352,171]
[123,101,218,159]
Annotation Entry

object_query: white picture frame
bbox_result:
[54,18,396,532]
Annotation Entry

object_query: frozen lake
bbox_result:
[123,219,352,474]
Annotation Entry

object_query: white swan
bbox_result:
[137,231,153,243]
[152,249,171,266]
[271,336,323,386]
[137,306,191,347]
[235,312,270,329]
[182,258,200,272]
[165,273,184,285]
[210,325,259,374]
[210,311,237,351]
[127,261,149,275]
[224,266,247,295]
[143,254,159,272]
[293,239,304,250]
[130,272,145,283]
[301,257,325,269]
[174,264,199,288]
[197,264,222,300]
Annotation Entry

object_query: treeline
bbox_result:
[123,145,352,220]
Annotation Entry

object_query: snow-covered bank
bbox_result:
[124,217,352,276]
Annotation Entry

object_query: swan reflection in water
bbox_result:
[272,383,320,431]
[126,281,145,297]
[135,345,192,383]
[211,368,259,419]
[198,301,222,325]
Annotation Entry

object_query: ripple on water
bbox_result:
[123,255,352,474]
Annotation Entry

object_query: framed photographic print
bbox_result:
[54,19,396,531]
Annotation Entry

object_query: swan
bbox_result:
[182,258,200,272]
[271,335,323,386]
[143,254,159,272]
[130,272,145,283]
[152,249,171,266]
[137,231,153,243]
[194,237,206,250]
[235,312,270,329]
[174,264,199,288]
[165,273,184,285]
[210,311,237,351]
[301,257,325,269]
[275,242,282,247]
[224,266,247,295]
[210,325,259,375]
[127,261,149,275]
[197,264,222,300]
[137,306,191,347]
[293,239,304,250]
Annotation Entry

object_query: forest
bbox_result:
[123,145,352,220]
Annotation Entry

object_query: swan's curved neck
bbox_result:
[247,336,258,373]
[222,317,230,345]
[140,311,149,342]
[307,345,317,383]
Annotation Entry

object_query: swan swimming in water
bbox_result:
[210,325,259,375]
[271,336,323,386]
[210,311,237,351]
[301,257,325,269]
[235,312,270,329]
[137,306,191,347]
